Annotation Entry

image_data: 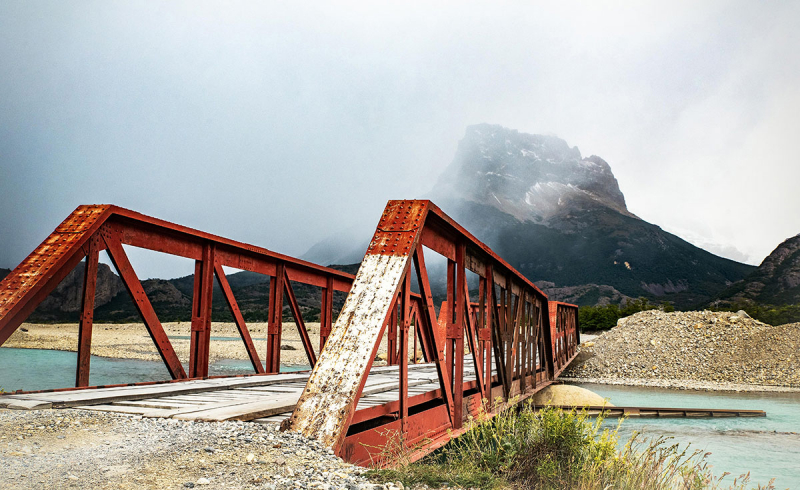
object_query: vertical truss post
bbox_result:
[534,303,540,377]
[506,290,523,395]
[453,243,466,428]
[320,276,334,352]
[517,300,524,385]
[76,238,100,387]
[490,277,510,398]
[412,301,419,364]
[266,263,286,373]
[399,273,410,431]
[190,244,215,378]
[463,275,485,400]
[387,305,398,365]
[445,259,456,388]
[520,301,529,392]
[483,264,494,406]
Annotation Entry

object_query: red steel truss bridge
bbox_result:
[0,199,580,465]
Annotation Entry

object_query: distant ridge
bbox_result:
[4,263,356,324]
[712,233,800,306]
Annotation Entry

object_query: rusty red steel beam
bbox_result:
[189,243,215,378]
[0,204,355,387]
[103,231,188,380]
[286,200,580,466]
[283,268,318,367]
[214,262,265,374]
[76,237,100,387]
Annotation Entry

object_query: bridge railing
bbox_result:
[286,200,580,464]
[548,301,580,376]
[0,205,354,387]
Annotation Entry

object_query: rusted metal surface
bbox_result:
[286,252,414,447]
[0,205,355,386]
[286,200,580,465]
[0,205,111,345]
[286,200,430,449]
[76,237,100,387]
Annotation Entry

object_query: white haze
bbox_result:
[1,1,798,278]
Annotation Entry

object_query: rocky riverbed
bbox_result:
[563,310,800,391]
[0,408,410,490]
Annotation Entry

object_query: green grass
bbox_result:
[366,403,774,490]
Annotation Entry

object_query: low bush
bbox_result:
[579,297,674,332]
[367,403,773,489]
[709,302,800,326]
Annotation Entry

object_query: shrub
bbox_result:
[579,297,674,331]
[709,302,800,326]
[367,403,773,489]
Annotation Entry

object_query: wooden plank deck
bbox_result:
[1,361,765,422]
[0,362,472,424]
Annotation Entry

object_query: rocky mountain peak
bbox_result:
[715,233,800,306]
[432,124,635,223]
[757,234,800,282]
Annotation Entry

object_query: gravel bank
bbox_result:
[0,408,405,490]
[2,322,406,368]
[564,310,800,390]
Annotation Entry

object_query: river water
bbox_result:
[1,348,797,487]
[0,347,310,392]
[576,383,800,489]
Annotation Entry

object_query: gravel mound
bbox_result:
[564,310,800,388]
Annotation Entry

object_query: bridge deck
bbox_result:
[0,362,480,425]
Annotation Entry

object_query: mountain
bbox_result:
[433,126,635,226]
[429,124,754,307]
[534,281,633,307]
[711,234,800,306]
[16,262,356,324]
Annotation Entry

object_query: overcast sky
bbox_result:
[1,1,799,279]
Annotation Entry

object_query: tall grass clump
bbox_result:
[367,401,774,489]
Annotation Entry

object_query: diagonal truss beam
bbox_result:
[214,262,265,374]
[103,232,187,380]
[283,269,318,367]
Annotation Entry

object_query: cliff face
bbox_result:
[433,124,634,224]
[35,263,126,316]
[713,234,800,306]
